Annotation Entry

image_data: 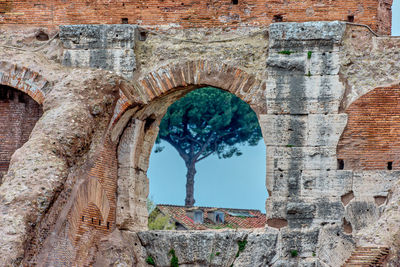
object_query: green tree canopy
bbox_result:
[156,86,262,206]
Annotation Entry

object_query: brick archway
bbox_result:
[0,61,50,105]
[111,60,267,129]
[0,62,49,185]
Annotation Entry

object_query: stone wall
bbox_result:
[0,20,400,266]
[0,0,394,34]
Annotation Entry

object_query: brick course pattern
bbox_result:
[0,85,42,181]
[0,0,393,35]
[0,62,49,105]
[338,85,400,170]
[68,139,117,266]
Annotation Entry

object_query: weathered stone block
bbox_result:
[138,230,252,267]
[265,75,345,114]
[306,114,347,147]
[345,200,379,232]
[353,171,399,199]
[315,197,345,222]
[60,24,137,49]
[267,50,341,76]
[260,114,347,147]
[269,21,346,48]
[266,197,287,220]
[269,169,304,197]
[300,170,353,198]
[63,49,136,79]
[317,226,355,267]
[60,25,137,79]
[267,146,338,171]
[234,230,279,266]
[286,201,316,228]
[281,228,320,257]
[260,114,307,146]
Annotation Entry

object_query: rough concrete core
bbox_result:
[0,20,400,266]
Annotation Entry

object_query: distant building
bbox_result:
[149,204,266,230]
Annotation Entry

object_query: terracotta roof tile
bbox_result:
[157,204,266,230]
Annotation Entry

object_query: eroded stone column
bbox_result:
[264,21,354,266]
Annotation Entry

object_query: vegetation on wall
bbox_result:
[148,209,176,230]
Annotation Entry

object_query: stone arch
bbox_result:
[111,60,267,130]
[0,61,50,105]
[0,62,49,183]
[115,60,269,231]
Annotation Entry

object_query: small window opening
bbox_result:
[347,15,354,23]
[139,31,148,41]
[387,161,393,170]
[36,30,49,41]
[81,216,85,222]
[107,222,110,229]
[273,15,283,22]
[99,220,101,226]
[232,0,239,4]
[121,18,129,24]
[337,159,344,170]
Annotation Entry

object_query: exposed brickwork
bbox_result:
[338,85,400,170]
[0,85,42,182]
[68,139,118,266]
[0,61,49,105]
[343,247,389,266]
[0,0,393,35]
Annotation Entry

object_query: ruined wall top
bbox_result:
[0,0,393,35]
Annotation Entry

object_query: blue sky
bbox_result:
[148,7,400,213]
[393,0,399,36]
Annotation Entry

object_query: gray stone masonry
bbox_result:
[60,24,137,79]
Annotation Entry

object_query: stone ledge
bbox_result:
[269,21,346,47]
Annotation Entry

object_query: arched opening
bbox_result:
[0,84,43,184]
[147,86,267,230]
[115,62,268,232]
[392,0,400,36]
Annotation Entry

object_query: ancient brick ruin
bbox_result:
[0,1,400,266]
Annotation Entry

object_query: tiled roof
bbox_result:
[156,204,266,230]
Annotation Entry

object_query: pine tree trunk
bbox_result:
[185,162,196,207]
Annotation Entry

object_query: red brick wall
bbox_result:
[0,0,393,34]
[337,85,400,170]
[0,85,43,181]
[68,139,118,266]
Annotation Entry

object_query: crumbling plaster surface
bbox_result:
[0,21,400,266]
[339,25,400,110]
